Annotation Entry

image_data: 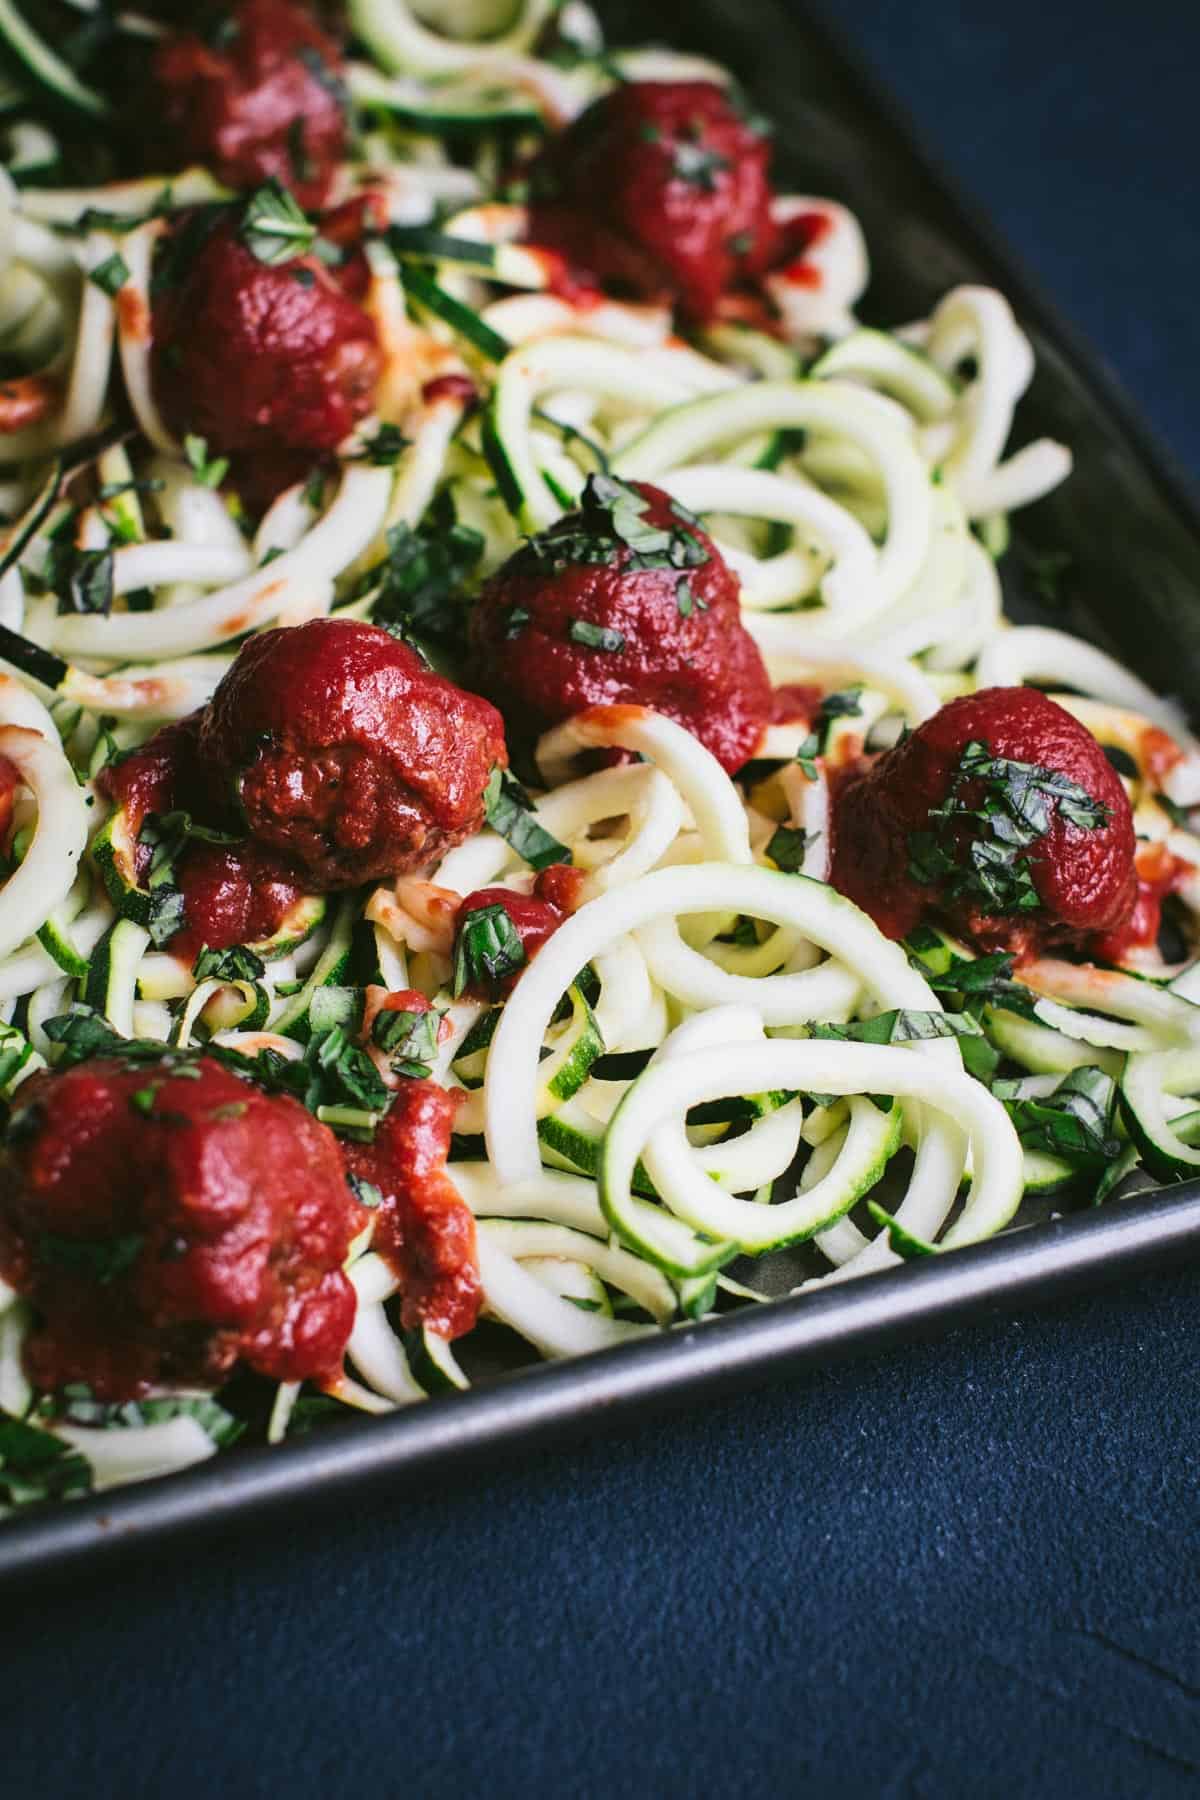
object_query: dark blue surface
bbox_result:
[7,4,1200,1794]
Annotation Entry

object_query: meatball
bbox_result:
[0,1057,364,1398]
[150,210,380,459]
[830,687,1138,956]
[342,1079,480,1340]
[149,0,348,209]
[198,619,508,887]
[468,478,772,772]
[527,81,777,320]
[97,711,307,958]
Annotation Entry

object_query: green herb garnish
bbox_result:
[453,903,526,997]
[483,766,571,871]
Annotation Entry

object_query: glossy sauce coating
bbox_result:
[0,1058,363,1397]
[527,81,777,320]
[98,715,306,958]
[199,619,508,887]
[151,213,380,458]
[149,0,348,208]
[342,1080,480,1340]
[468,483,772,772]
[453,870,582,998]
[830,687,1137,956]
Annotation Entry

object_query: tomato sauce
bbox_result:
[0,1057,363,1398]
[198,619,508,887]
[1092,840,1194,963]
[170,842,306,962]
[150,213,380,461]
[149,0,348,208]
[341,1081,480,1340]
[830,687,1138,957]
[468,481,772,773]
[525,81,777,321]
[769,683,824,725]
[453,874,579,998]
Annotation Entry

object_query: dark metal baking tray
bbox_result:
[4,0,1200,1585]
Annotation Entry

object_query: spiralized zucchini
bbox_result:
[0,0,1194,1504]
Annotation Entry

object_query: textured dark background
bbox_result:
[6,2,1200,1795]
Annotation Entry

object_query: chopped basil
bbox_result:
[993,1065,1119,1167]
[44,1385,244,1448]
[568,618,625,652]
[35,1230,144,1285]
[483,766,571,871]
[139,810,240,888]
[0,1413,91,1509]
[363,507,484,653]
[352,424,409,467]
[46,543,114,617]
[347,1171,383,1210]
[671,139,732,191]
[290,1029,385,1113]
[504,606,530,640]
[811,1009,984,1046]
[39,1005,388,1135]
[308,985,364,1036]
[520,473,709,582]
[908,738,1112,917]
[372,1006,440,1079]
[766,823,810,873]
[88,252,130,296]
[184,434,230,489]
[193,944,267,983]
[240,180,317,266]
[454,902,526,997]
[793,689,863,780]
[675,577,707,617]
[146,885,187,948]
[915,946,1040,1025]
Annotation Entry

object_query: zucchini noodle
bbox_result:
[0,0,1193,1506]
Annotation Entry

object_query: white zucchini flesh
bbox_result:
[484,863,962,1188]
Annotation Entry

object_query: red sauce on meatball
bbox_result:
[769,683,824,725]
[468,480,772,773]
[198,618,508,887]
[98,712,205,844]
[526,81,777,321]
[149,0,348,208]
[151,211,380,458]
[341,1080,480,1340]
[453,879,574,998]
[830,687,1137,957]
[97,713,306,958]
[0,1057,363,1398]
[171,841,306,962]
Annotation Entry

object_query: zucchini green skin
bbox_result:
[248,893,328,961]
[92,809,326,959]
[0,0,111,118]
[1118,1053,1200,1182]
[84,918,150,1034]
